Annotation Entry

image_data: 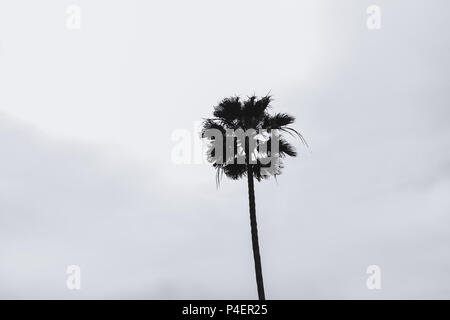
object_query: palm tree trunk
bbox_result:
[247,165,266,300]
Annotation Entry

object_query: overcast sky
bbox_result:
[0,0,449,299]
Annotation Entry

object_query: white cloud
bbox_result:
[0,0,449,299]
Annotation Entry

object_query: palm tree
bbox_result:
[201,95,306,300]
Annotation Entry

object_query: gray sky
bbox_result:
[0,0,449,299]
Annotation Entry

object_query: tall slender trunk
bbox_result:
[247,165,266,300]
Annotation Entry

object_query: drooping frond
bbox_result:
[265,112,295,128]
[223,163,247,180]
[278,138,297,157]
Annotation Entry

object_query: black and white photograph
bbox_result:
[0,0,449,314]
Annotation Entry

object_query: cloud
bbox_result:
[1,0,450,299]
[0,112,264,299]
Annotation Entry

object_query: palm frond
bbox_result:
[213,96,242,122]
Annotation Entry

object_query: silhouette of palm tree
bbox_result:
[201,95,306,300]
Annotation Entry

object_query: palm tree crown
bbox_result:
[201,95,306,184]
